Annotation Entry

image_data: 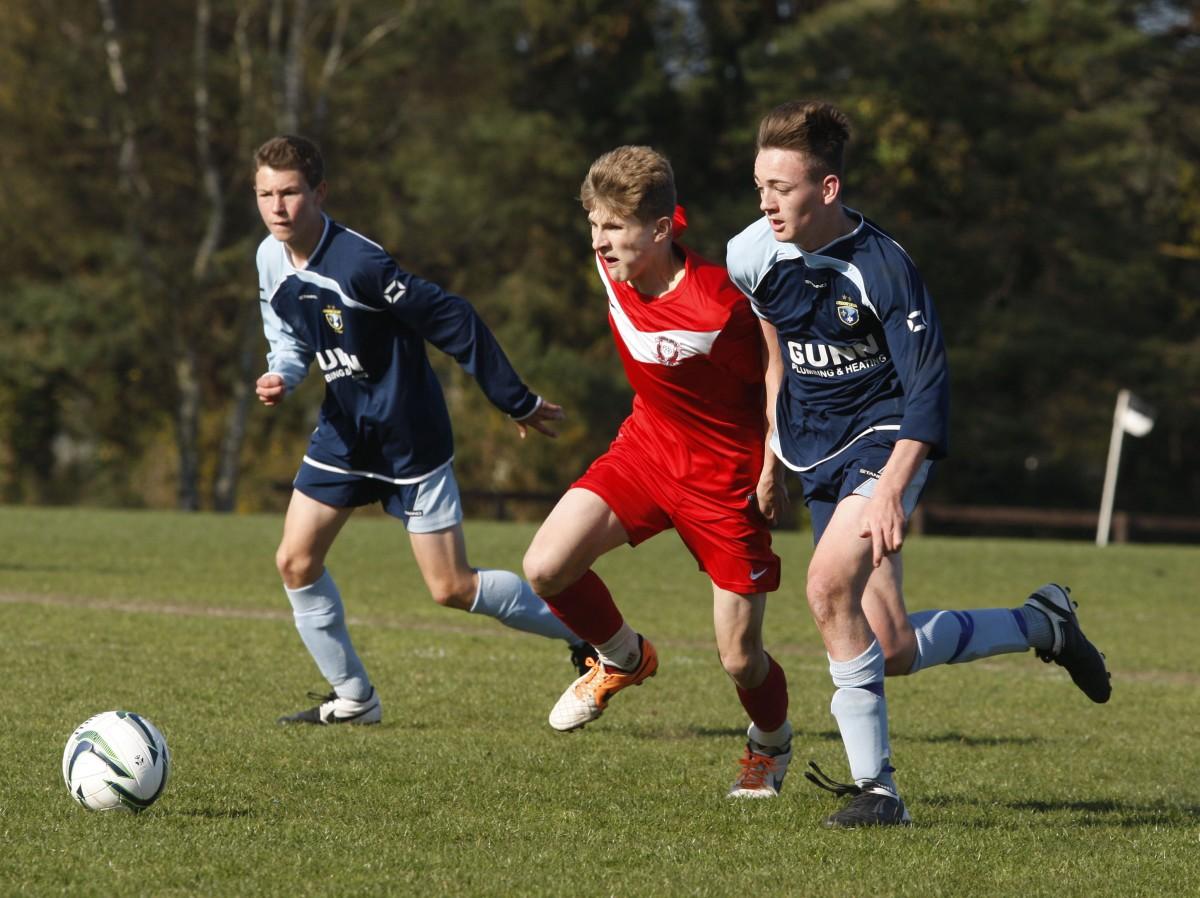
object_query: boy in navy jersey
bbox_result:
[523,147,793,797]
[253,135,583,725]
[727,102,1110,827]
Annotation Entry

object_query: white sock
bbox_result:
[285,569,370,701]
[907,608,1032,673]
[469,569,580,643]
[596,623,641,671]
[748,720,793,751]
[829,639,893,788]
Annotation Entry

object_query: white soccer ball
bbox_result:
[62,711,171,813]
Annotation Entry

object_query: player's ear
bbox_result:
[822,173,841,206]
[314,180,328,205]
[653,214,673,243]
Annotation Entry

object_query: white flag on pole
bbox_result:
[1118,392,1155,437]
[1096,389,1156,546]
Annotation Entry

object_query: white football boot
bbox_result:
[548,637,658,731]
[727,736,793,799]
[278,687,382,725]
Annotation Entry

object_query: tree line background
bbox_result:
[1,0,1196,521]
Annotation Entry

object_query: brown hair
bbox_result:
[253,135,325,188]
[756,101,851,180]
[580,146,676,222]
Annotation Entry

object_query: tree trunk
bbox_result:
[213,306,260,511]
[100,0,201,509]
[174,0,225,511]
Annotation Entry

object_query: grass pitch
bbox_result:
[0,506,1197,897]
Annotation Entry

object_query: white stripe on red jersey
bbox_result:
[596,232,766,495]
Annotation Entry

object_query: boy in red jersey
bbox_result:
[522,146,793,797]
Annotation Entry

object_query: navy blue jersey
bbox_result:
[257,216,540,483]
[726,210,949,473]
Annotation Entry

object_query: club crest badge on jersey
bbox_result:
[323,307,344,334]
[836,295,860,327]
[655,336,683,366]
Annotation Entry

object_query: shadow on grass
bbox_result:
[0,562,74,572]
[684,728,1041,747]
[908,730,1042,747]
[688,727,755,739]
[643,726,845,742]
[1009,797,1200,825]
[920,793,1200,827]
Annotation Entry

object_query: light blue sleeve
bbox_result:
[257,243,312,390]
[726,218,777,319]
[259,296,312,390]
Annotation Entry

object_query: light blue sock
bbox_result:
[907,608,1032,673]
[829,639,895,790]
[285,569,370,701]
[470,569,580,643]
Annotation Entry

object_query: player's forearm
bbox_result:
[758,448,784,492]
[760,319,784,436]
[412,289,538,418]
[876,439,931,498]
[260,299,313,390]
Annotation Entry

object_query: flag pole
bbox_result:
[1095,389,1130,547]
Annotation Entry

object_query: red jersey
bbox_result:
[597,215,766,496]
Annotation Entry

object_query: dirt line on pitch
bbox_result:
[0,591,830,656]
[0,590,486,637]
[6,592,1192,684]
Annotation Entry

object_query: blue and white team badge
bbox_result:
[322,307,344,334]
[836,295,860,327]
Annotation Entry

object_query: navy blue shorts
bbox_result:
[798,436,934,544]
[293,457,462,532]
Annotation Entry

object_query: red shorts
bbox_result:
[573,435,781,594]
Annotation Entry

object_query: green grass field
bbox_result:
[1,506,1197,898]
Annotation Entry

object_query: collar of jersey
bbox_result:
[798,207,865,259]
[283,214,333,271]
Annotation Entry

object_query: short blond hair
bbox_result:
[756,101,851,180]
[580,146,676,222]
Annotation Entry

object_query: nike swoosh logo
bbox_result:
[750,568,769,580]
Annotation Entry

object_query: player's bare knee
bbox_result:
[428,576,476,610]
[276,547,321,589]
[522,548,565,597]
[806,570,850,628]
[881,632,917,676]
[720,648,766,688]
[718,647,751,681]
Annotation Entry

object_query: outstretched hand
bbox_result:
[515,400,565,439]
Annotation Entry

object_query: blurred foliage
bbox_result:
[0,0,1195,516]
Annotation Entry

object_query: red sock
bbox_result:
[539,570,623,646]
[736,655,788,733]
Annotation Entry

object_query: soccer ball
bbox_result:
[62,711,171,813]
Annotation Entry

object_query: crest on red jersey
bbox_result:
[655,336,682,366]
